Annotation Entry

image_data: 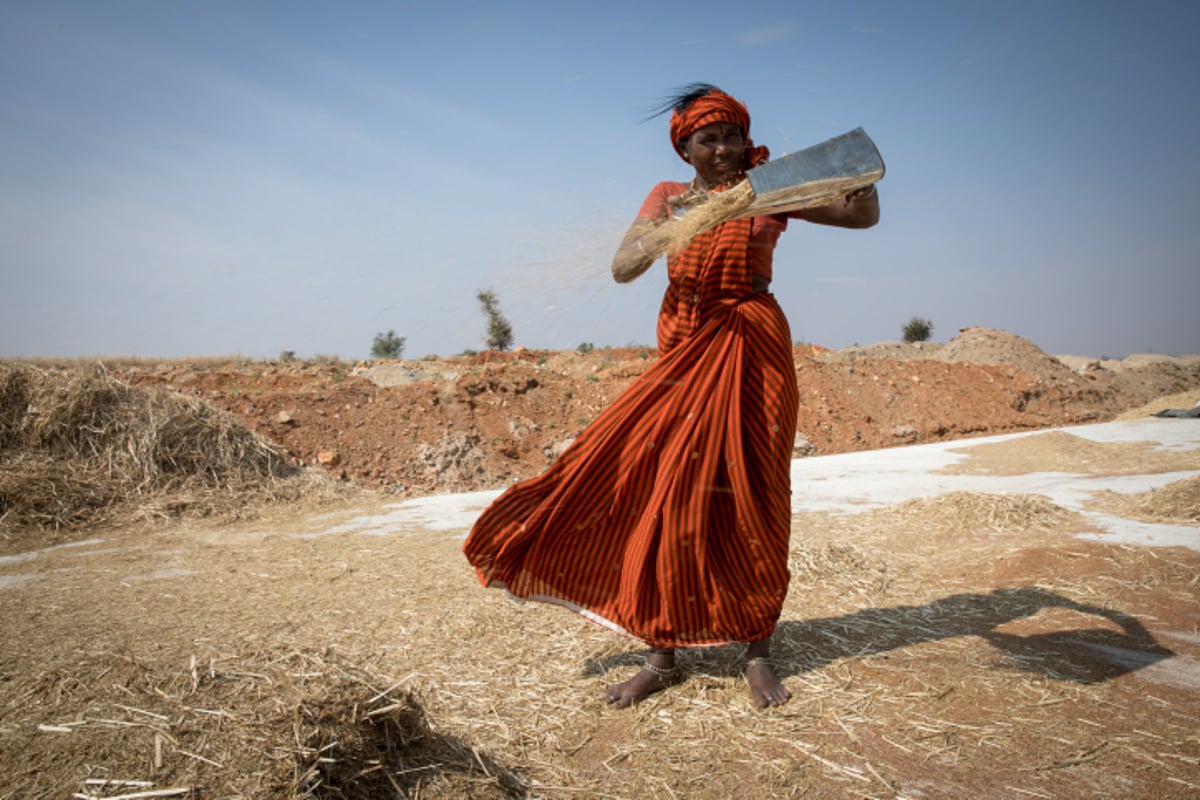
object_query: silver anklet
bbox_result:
[745,656,771,670]
[643,660,678,678]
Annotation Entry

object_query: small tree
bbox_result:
[901,316,934,343]
[477,289,514,351]
[371,329,406,359]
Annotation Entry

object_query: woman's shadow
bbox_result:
[586,587,1175,685]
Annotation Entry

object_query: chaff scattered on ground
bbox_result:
[3,648,523,799]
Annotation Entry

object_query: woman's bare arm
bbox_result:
[799,184,880,229]
[612,186,713,283]
[611,219,662,283]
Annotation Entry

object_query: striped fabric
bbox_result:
[462,212,799,650]
[667,87,769,169]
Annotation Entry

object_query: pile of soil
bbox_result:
[113,327,1200,498]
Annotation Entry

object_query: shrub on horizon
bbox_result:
[371,330,406,359]
[902,317,934,343]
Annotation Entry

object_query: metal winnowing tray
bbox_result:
[741,127,885,216]
[654,128,884,250]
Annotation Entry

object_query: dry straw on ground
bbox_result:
[871,490,1083,535]
[942,430,1200,476]
[0,364,351,537]
[4,648,523,799]
[1088,474,1200,524]
[2,363,1198,798]
[1116,389,1200,420]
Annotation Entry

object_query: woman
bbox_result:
[463,84,879,708]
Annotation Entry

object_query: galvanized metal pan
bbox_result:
[742,127,884,216]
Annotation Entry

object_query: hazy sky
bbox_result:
[2,1,1197,361]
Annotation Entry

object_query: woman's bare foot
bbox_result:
[605,650,678,708]
[745,659,791,707]
[745,640,790,708]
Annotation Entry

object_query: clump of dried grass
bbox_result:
[1,649,524,800]
[1088,475,1200,524]
[0,364,341,533]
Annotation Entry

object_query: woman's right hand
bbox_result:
[665,186,707,218]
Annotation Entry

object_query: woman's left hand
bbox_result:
[844,184,878,205]
[799,183,880,229]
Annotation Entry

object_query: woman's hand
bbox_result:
[799,183,880,229]
[665,186,708,218]
[845,184,877,204]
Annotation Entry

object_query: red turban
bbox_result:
[669,87,769,168]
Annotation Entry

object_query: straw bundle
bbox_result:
[642,181,756,256]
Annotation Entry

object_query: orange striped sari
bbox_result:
[462,208,798,649]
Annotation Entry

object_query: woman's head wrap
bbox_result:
[668,87,769,169]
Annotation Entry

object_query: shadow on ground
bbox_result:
[584,587,1174,686]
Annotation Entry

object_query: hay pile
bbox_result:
[872,490,1082,535]
[1116,389,1200,420]
[787,492,1088,607]
[943,430,1200,476]
[1088,475,1200,524]
[0,364,340,534]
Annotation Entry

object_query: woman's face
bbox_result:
[681,122,746,188]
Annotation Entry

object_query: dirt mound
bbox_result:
[818,339,940,361]
[935,326,1073,372]
[819,327,1071,374]
[4,327,1198,518]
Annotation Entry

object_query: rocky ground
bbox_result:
[115,327,1200,498]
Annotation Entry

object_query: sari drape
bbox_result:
[462,213,798,649]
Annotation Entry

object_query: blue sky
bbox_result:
[2,0,1197,360]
